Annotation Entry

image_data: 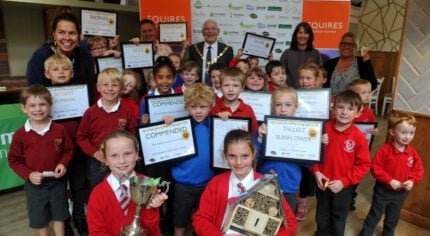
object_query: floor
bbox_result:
[0,116,429,235]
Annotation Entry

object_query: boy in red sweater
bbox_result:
[310,90,371,236]
[360,112,424,236]
[174,60,200,94]
[210,67,259,133]
[77,68,136,188]
[8,85,74,236]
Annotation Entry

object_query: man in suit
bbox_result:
[185,19,234,85]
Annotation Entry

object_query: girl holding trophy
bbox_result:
[87,130,168,236]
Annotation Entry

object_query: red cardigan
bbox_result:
[193,171,298,236]
[87,175,160,236]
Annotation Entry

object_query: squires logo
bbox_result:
[407,156,414,168]
[344,139,355,152]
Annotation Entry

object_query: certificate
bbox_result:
[96,56,123,73]
[263,116,325,163]
[121,42,154,69]
[81,9,117,37]
[295,88,331,120]
[159,22,187,43]
[138,117,197,166]
[355,122,377,150]
[239,91,272,122]
[242,32,276,59]
[211,116,251,169]
[47,84,89,120]
[146,94,188,123]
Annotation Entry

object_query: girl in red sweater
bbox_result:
[193,129,297,236]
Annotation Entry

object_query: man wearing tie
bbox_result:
[184,19,234,86]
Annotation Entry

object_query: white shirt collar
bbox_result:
[229,170,254,196]
[24,118,52,136]
[107,171,136,199]
[97,98,121,113]
[154,88,175,96]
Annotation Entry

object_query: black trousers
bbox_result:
[315,186,354,236]
[67,147,88,221]
[299,166,316,198]
[360,182,408,236]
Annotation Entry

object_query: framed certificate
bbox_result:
[295,88,331,120]
[263,116,325,163]
[146,94,188,123]
[211,116,251,170]
[137,117,197,166]
[355,122,377,150]
[81,9,117,37]
[239,91,272,122]
[47,84,89,120]
[121,42,154,69]
[96,56,123,73]
[242,32,276,59]
[159,22,187,43]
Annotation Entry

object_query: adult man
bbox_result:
[130,19,173,57]
[185,19,234,85]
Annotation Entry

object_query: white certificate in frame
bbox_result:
[48,84,89,120]
[159,22,187,43]
[295,88,331,120]
[81,9,117,37]
[355,122,377,150]
[239,91,272,122]
[138,117,197,166]
[121,42,154,69]
[146,94,188,123]
[211,116,251,170]
[242,32,276,59]
[96,56,123,73]
[263,116,325,163]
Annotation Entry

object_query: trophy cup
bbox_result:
[121,176,170,236]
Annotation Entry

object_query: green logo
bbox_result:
[268,6,282,11]
[210,12,214,17]
[228,3,244,10]
[240,22,254,29]
[278,24,292,29]
[194,0,202,9]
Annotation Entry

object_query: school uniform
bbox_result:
[121,97,140,121]
[360,143,424,236]
[355,105,376,123]
[267,83,277,93]
[138,88,175,125]
[174,84,186,94]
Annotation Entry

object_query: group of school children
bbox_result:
[7,38,424,236]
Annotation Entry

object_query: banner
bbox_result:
[0,104,27,191]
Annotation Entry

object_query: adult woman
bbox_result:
[324,32,377,96]
[280,22,322,88]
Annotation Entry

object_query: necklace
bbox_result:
[194,44,230,71]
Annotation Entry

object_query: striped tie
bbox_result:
[119,184,130,216]
[237,182,246,194]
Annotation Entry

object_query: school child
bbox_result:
[8,85,74,236]
[310,90,371,236]
[266,60,287,93]
[88,36,121,58]
[255,86,328,214]
[87,130,168,236]
[298,62,319,89]
[121,70,142,121]
[360,112,424,236]
[316,65,328,88]
[245,67,267,91]
[44,54,89,234]
[209,62,226,99]
[247,55,260,69]
[192,129,298,235]
[77,68,136,188]
[168,52,185,89]
[210,67,259,133]
[228,48,244,67]
[349,79,378,125]
[235,59,250,75]
[175,61,200,94]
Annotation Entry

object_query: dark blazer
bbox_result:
[186,41,234,84]
[323,56,378,91]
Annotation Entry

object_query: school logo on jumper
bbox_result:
[344,139,355,152]
[118,119,127,130]
[54,138,63,152]
[407,156,414,168]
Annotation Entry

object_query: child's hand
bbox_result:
[129,37,141,45]
[236,48,244,58]
[321,133,329,145]
[257,123,267,143]
[314,171,329,190]
[104,49,121,58]
[93,151,104,163]
[146,190,168,209]
[141,114,149,124]
[372,127,379,136]
[328,180,344,193]
[163,116,175,125]
[54,164,66,178]
[108,35,120,49]
[403,180,414,191]
[29,172,43,185]
[182,39,190,48]
[389,179,402,190]
[218,112,231,120]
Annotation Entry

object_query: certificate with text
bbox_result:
[81,9,117,37]
[48,84,89,120]
[138,117,197,166]
[355,122,377,150]
[146,94,188,123]
[295,88,331,120]
[239,91,272,122]
[96,56,123,73]
[211,116,251,170]
[242,32,276,59]
[263,116,325,163]
[159,22,187,43]
[121,42,154,69]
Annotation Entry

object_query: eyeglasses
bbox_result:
[91,46,107,51]
[340,42,356,47]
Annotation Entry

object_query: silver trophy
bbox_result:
[121,176,170,236]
